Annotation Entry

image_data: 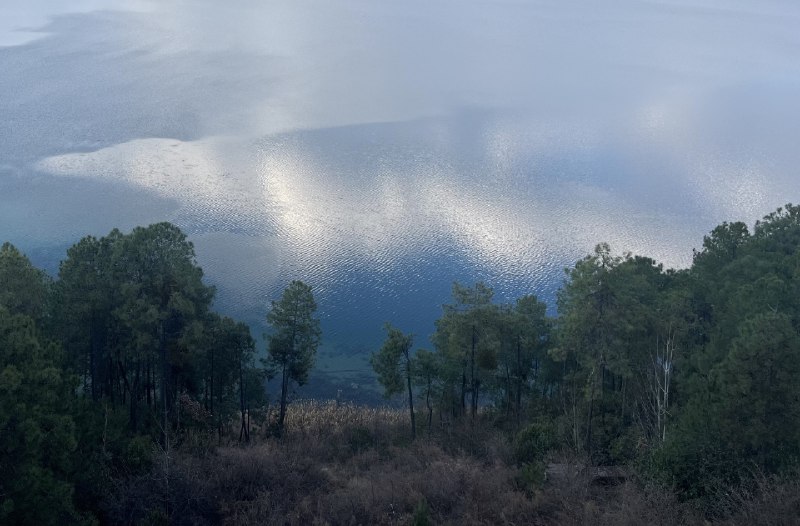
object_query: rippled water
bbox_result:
[2,0,800,398]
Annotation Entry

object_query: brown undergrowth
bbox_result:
[102,401,800,525]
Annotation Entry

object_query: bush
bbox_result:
[514,420,556,465]
[348,426,375,453]
[125,435,154,474]
[94,402,800,525]
[516,461,547,493]
[411,498,431,526]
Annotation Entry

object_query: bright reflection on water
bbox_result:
[2,0,800,398]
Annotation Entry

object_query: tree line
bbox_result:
[3,204,800,522]
[0,223,319,524]
[371,203,800,503]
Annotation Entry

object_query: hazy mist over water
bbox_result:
[2,0,799,395]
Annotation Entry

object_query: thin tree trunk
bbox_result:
[470,324,476,419]
[586,370,596,464]
[460,368,467,417]
[108,354,115,405]
[130,360,140,432]
[516,336,522,428]
[146,356,152,407]
[504,365,512,419]
[278,362,289,435]
[405,350,416,440]
[209,347,215,416]
[426,376,433,432]
[600,363,606,431]
[160,321,169,449]
[239,354,249,443]
[90,342,96,400]
[472,379,480,419]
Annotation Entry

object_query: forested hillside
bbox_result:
[2,205,800,524]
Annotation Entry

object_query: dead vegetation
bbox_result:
[102,401,800,525]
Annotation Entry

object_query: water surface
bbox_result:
[2,0,799,399]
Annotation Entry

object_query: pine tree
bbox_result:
[265,281,321,435]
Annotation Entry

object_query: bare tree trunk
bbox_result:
[131,360,140,432]
[209,346,215,416]
[470,324,477,419]
[460,368,467,417]
[515,336,522,428]
[160,321,170,450]
[472,379,480,419]
[586,367,596,464]
[651,330,674,444]
[426,376,433,432]
[600,363,606,431]
[239,354,249,442]
[278,362,289,435]
[90,312,100,402]
[146,356,152,407]
[405,351,416,440]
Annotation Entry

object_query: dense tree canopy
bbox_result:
[52,223,222,440]
[4,204,800,521]
[0,242,50,321]
[373,204,800,507]
[0,224,270,523]
[0,307,81,525]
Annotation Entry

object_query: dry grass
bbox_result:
[281,400,409,437]
[104,402,800,525]
[718,473,800,526]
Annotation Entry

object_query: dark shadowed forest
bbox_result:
[3,205,800,524]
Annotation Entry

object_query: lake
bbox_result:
[2,0,799,400]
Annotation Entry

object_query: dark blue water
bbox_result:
[2,0,800,399]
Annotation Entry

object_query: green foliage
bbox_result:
[648,408,736,501]
[516,461,546,493]
[493,295,551,423]
[513,420,556,465]
[412,349,439,390]
[371,324,413,398]
[52,223,221,435]
[411,498,432,526]
[0,225,268,517]
[4,203,800,520]
[371,324,418,438]
[432,282,503,418]
[553,244,677,462]
[0,307,84,525]
[348,426,375,453]
[714,313,800,468]
[692,221,750,273]
[0,242,50,321]
[412,348,440,431]
[266,280,321,386]
[649,204,800,507]
[658,311,800,500]
[195,313,262,441]
[125,435,155,474]
[266,280,321,431]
